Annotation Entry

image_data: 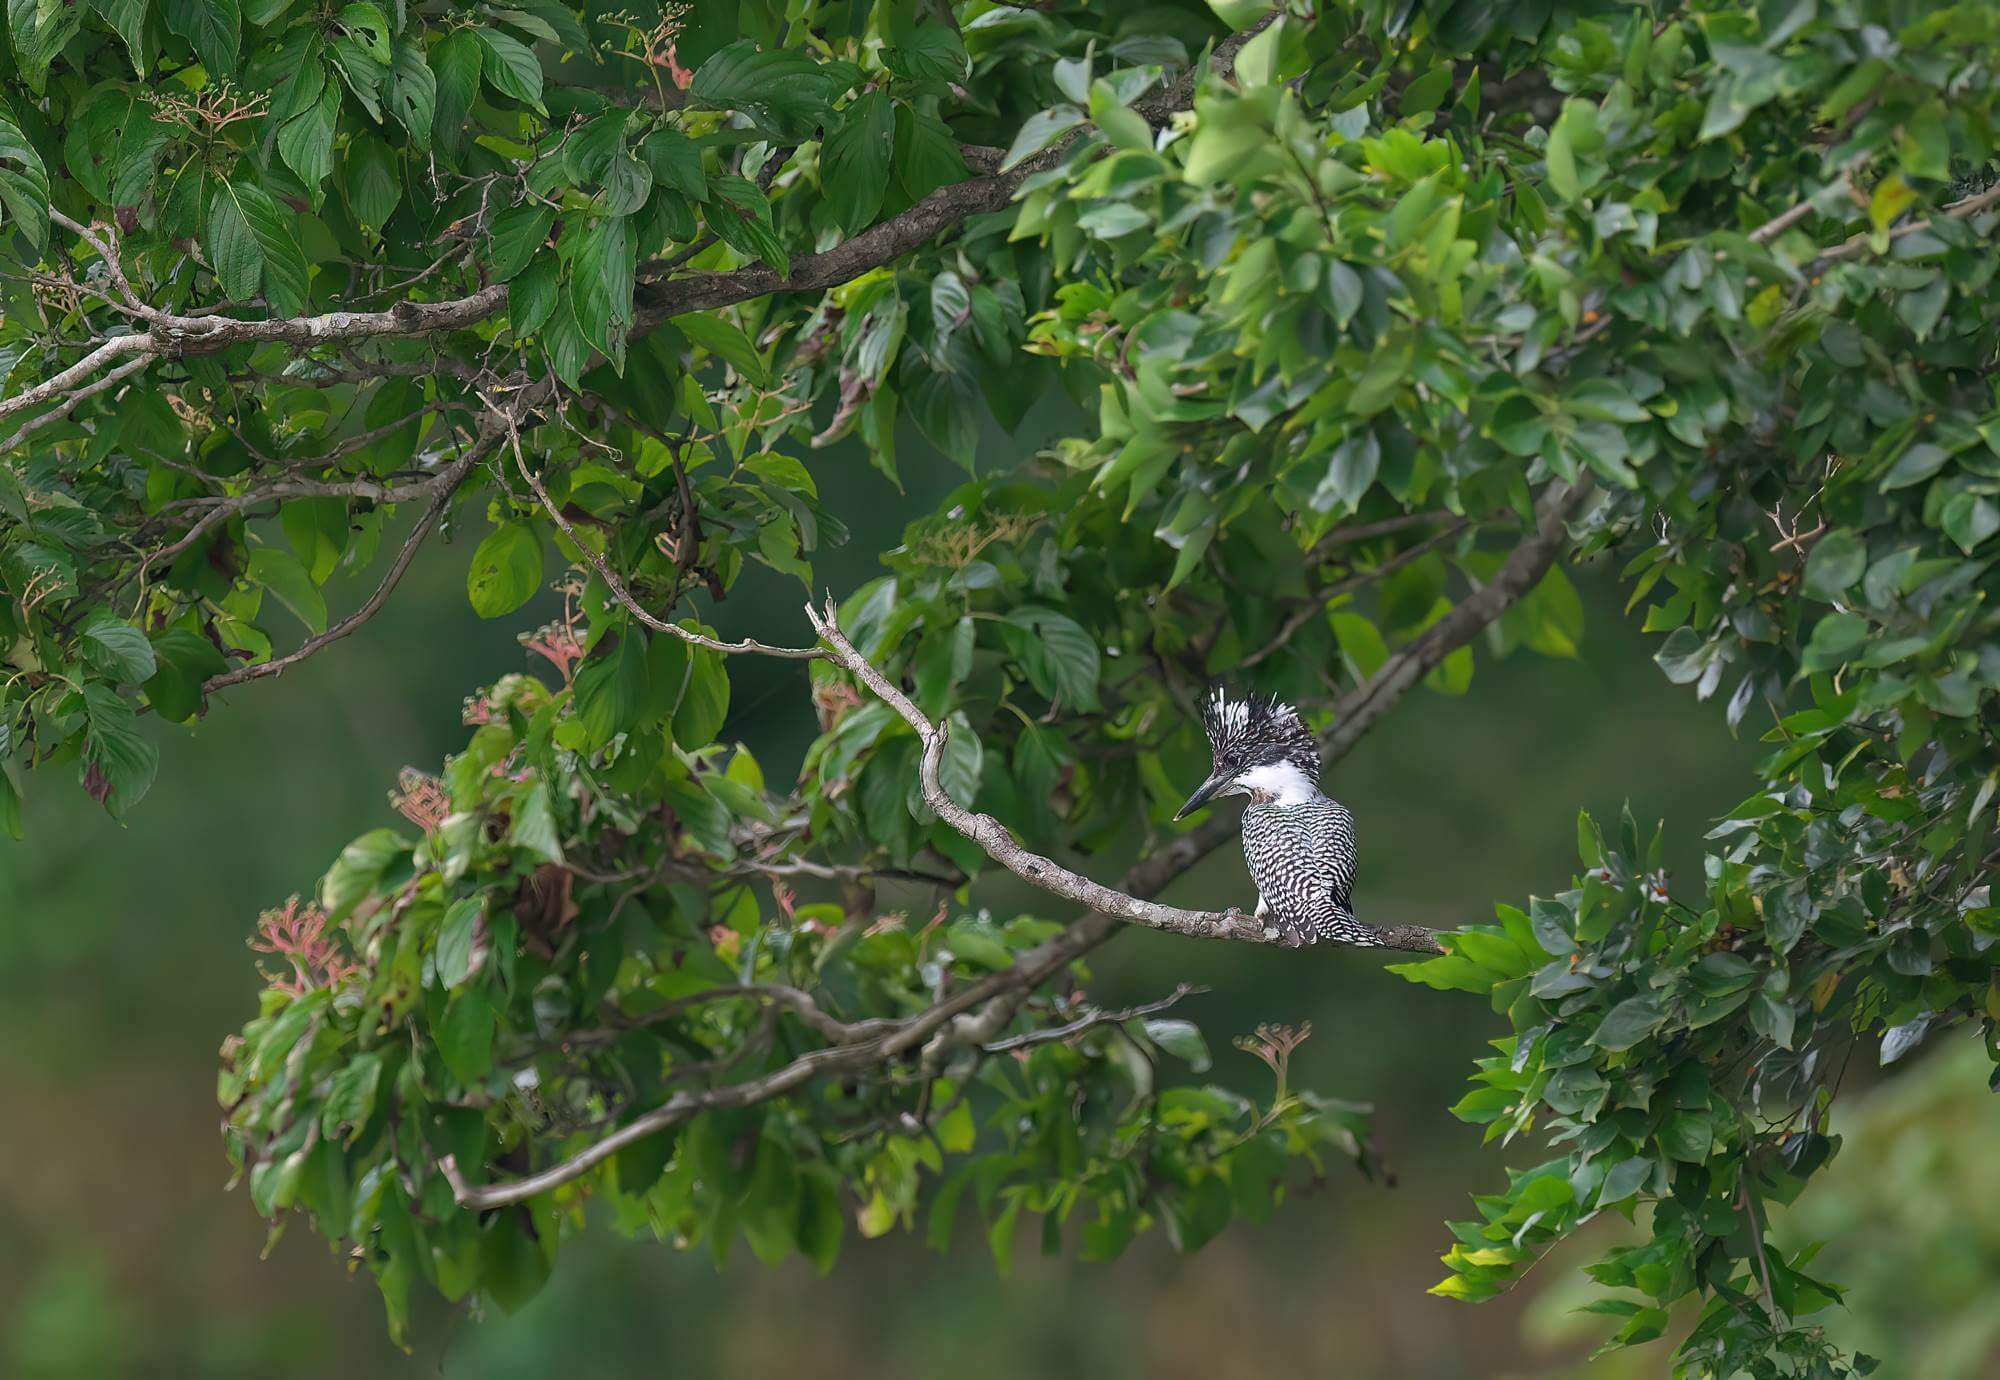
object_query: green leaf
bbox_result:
[568,214,636,356]
[1001,107,1084,172]
[1801,528,1865,601]
[1658,1108,1713,1162]
[81,616,158,684]
[1869,172,1916,233]
[1162,1173,1233,1254]
[1940,492,1999,556]
[0,763,21,840]
[207,180,311,315]
[489,202,555,282]
[796,1169,845,1276]
[1590,995,1665,1052]
[821,90,894,235]
[640,129,706,201]
[247,547,329,634]
[1090,83,1152,151]
[0,115,51,249]
[431,29,482,154]
[1800,611,1868,671]
[508,782,564,864]
[10,0,83,87]
[165,0,240,76]
[1749,993,1796,1050]
[1006,607,1100,710]
[1896,100,1949,183]
[278,83,341,192]
[1879,442,1947,491]
[882,21,964,82]
[343,135,401,228]
[436,988,495,1083]
[435,897,484,987]
[1597,1154,1652,1205]
[672,647,729,748]
[1142,1018,1211,1071]
[81,683,158,814]
[740,1138,800,1265]
[477,29,545,113]
[575,628,651,749]
[509,256,559,338]
[322,1052,384,1143]
[388,38,436,150]
[145,629,229,722]
[701,175,787,272]
[465,524,543,618]
[321,828,404,919]
[895,106,966,201]
[689,39,850,141]
[1545,123,1578,202]
[93,0,151,75]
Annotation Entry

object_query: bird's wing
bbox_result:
[1312,801,1357,911]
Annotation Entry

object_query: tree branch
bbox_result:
[0,334,151,427]
[1240,516,1472,670]
[440,478,1584,1209]
[500,413,826,660]
[201,439,495,695]
[807,598,1283,945]
[1810,180,2000,268]
[981,984,1203,1053]
[12,11,1286,476]
[0,352,152,455]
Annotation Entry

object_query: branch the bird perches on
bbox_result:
[804,601,1446,954]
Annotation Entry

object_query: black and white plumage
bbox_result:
[1175,688,1370,947]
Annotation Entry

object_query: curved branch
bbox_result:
[806,598,1277,944]
[981,984,1203,1053]
[201,439,495,695]
[500,416,826,660]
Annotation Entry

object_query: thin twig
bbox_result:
[1241,517,1472,670]
[982,984,1204,1052]
[202,440,495,695]
[1811,181,2000,268]
[498,410,826,660]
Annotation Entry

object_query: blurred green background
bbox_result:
[3,427,1995,1378]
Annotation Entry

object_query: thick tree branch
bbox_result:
[807,598,1281,945]
[0,352,152,455]
[0,334,151,427]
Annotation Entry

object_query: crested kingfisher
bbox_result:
[1175,687,1368,947]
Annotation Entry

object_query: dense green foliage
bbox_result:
[1,0,1996,1374]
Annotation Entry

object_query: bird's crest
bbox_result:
[1198,687,1320,779]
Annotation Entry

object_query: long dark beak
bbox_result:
[1175,775,1224,821]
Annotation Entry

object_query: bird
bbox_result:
[1174,687,1370,947]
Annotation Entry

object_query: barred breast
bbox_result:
[1241,797,1367,945]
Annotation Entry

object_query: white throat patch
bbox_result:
[1231,761,1319,806]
